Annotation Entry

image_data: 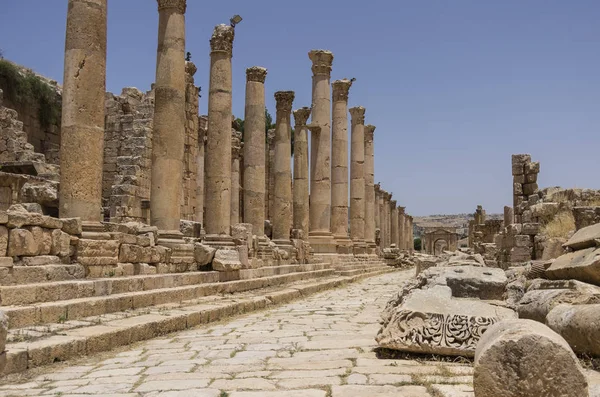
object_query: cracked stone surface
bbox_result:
[0,270,477,396]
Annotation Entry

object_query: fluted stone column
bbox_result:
[377,187,384,249]
[59,0,107,223]
[205,24,235,242]
[383,192,391,247]
[364,125,376,253]
[398,207,406,250]
[386,193,393,248]
[272,91,295,246]
[231,131,242,226]
[408,216,414,253]
[293,107,311,237]
[391,201,398,247]
[195,120,207,225]
[331,79,353,253]
[308,50,336,253]
[349,106,366,254]
[243,67,267,236]
[149,0,187,233]
[266,128,276,233]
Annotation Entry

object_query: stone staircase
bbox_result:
[1,259,395,375]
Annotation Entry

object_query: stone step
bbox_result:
[0,264,86,286]
[337,266,392,277]
[3,268,336,329]
[0,263,332,306]
[2,267,396,375]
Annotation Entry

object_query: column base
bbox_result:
[334,235,353,254]
[308,231,337,254]
[352,239,368,255]
[365,240,378,255]
[81,221,109,240]
[203,234,235,249]
[157,230,194,266]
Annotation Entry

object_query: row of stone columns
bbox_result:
[58,0,411,255]
[373,184,413,251]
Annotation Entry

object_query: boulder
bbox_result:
[376,285,516,357]
[546,303,600,356]
[563,222,600,251]
[212,248,242,271]
[546,247,600,286]
[473,319,588,397]
[194,243,215,266]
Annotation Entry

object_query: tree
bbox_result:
[414,237,421,251]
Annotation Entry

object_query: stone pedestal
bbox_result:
[308,50,336,254]
[349,107,366,255]
[271,91,295,249]
[293,107,311,237]
[331,79,353,254]
[230,131,242,226]
[243,67,267,237]
[150,0,187,235]
[364,125,376,253]
[59,0,107,222]
[205,24,235,244]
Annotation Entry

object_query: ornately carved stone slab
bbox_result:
[376,286,517,357]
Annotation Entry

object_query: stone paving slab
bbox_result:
[0,269,480,396]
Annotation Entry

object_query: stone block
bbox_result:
[522,223,540,235]
[524,161,540,174]
[194,243,215,266]
[76,239,119,266]
[0,211,7,224]
[510,246,532,263]
[563,222,600,251]
[513,183,523,196]
[511,154,531,175]
[547,303,600,356]
[427,265,508,300]
[61,217,82,235]
[40,216,62,229]
[136,233,152,247]
[505,223,522,236]
[521,210,532,223]
[19,255,61,266]
[528,194,540,206]
[525,172,538,183]
[376,285,516,357]
[474,319,588,397]
[514,235,532,248]
[541,237,566,260]
[27,226,52,255]
[7,228,38,256]
[0,257,13,267]
[523,182,538,196]
[212,248,242,272]
[0,226,7,256]
[546,247,600,286]
[513,174,525,184]
[50,229,71,257]
[119,244,152,263]
[0,311,7,353]
[180,220,202,238]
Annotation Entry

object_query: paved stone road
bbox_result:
[0,270,475,397]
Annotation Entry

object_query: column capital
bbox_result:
[375,182,381,191]
[157,0,186,14]
[210,24,235,56]
[266,128,276,145]
[349,106,365,125]
[306,124,321,134]
[308,49,334,76]
[364,124,375,141]
[332,79,352,102]
[293,107,311,127]
[246,66,267,83]
[275,91,295,113]
[391,200,397,207]
[398,206,406,214]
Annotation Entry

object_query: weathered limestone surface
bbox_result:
[243,66,267,237]
[564,222,600,251]
[59,0,107,221]
[547,303,600,356]
[293,108,311,236]
[377,285,516,357]
[212,248,242,271]
[546,246,600,286]
[205,24,235,237]
[364,125,376,251]
[330,79,353,249]
[196,116,207,224]
[474,319,589,397]
[308,50,335,253]
[272,91,294,244]
[349,106,366,251]
[150,0,187,231]
[425,265,508,300]
[230,130,242,226]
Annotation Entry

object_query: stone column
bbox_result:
[293,107,311,237]
[364,125,376,253]
[391,201,398,247]
[195,118,207,225]
[374,183,381,248]
[377,187,385,249]
[230,131,242,226]
[504,206,514,226]
[243,66,267,237]
[409,216,414,253]
[205,24,235,242]
[266,129,276,233]
[331,79,353,253]
[349,106,366,254]
[59,0,107,222]
[272,91,295,246]
[398,207,406,250]
[149,0,187,233]
[383,192,391,247]
[308,50,336,253]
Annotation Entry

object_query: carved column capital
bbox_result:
[398,206,406,215]
[391,200,397,208]
[308,49,334,76]
[293,107,311,127]
[306,124,321,135]
[364,124,376,141]
[157,0,186,14]
[349,106,365,125]
[210,24,235,56]
[274,91,295,113]
[246,66,267,83]
[375,182,381,191]
[332,79,352,102]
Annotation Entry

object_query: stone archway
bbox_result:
[434,239,448,255]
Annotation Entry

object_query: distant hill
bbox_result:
[413,213,503,238]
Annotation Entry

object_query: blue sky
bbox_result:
[1,0,599,216]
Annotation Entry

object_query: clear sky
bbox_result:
[1,0,599,216]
